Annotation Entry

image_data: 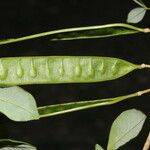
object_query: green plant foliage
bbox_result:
[0,23,149,45]
[127,7,146,23]
[0,1,149,149]
[127,0,150,23]
[0,145,36,150]
[0,139,36,150]
[0,56,149,86]
[0,86,149,121]
[0,86,39,121]
[38,89,150,118]
[107,109,146,150]
[95,144,104,150]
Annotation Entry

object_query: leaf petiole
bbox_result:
[140,64,150,69]
[145,7,150,10]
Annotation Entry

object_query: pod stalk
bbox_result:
[137,89,150,96]
[143,132,150,150]
[143,28,150,33]
[140,64,150,69]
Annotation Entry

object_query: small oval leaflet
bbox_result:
[107,109,146,150]
[0,86,39,121]
[95,144,104,150]
[0,144,36,150]
[127,7,146,23]
[0,139,36,150]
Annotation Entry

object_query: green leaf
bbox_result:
[0,145,36,150]
[0,139,36,150]
[127,7,146,23]
[107,109,146,150]
[133,0,146,8]
[0,86,39,121]
[95,144,104,150]
[38,89,150,118]
[0,23,146,45]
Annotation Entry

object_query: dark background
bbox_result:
[0,0,150,149]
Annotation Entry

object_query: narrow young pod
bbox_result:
[38,89,150,118]
[0,56,148,86]
[0,23,149,45]
[50,23,149,41]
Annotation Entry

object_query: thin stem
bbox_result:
[145,7,150,10]
[143,132,150,150]
[134,0,146,8]
[143,28,150,33]
[140,64,150,69]
[137,89,150,96]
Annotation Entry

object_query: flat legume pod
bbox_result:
[0,56,145,86]
[38,89,150,118]
[0,23,150,45]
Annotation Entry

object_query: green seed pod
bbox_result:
[0,23,149,45]
[0,56,148,86]
[38,89,150,118]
